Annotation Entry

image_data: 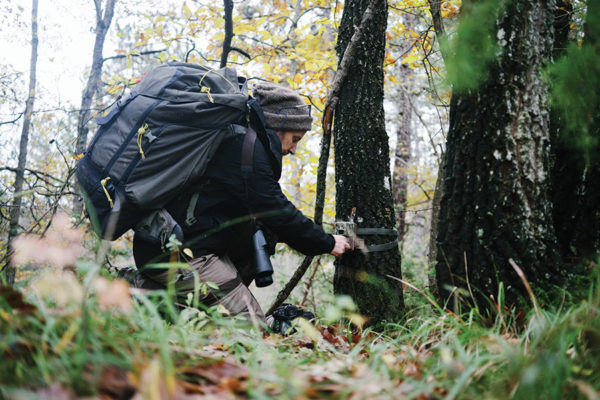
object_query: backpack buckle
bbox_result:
[185,216,197,227]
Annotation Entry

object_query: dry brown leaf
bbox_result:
[304,382,347,398]
[98,365,137,399]
[31,383,74,399]
[403,361,423,379]
[133,357,175,400]
[12,213,84,269]
[321,326,342,346]
[176,378,237,399]
[179,359,248,395]
[93,277,134,314]
[0,285,37,314]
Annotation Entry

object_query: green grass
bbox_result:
[1,260,599,399]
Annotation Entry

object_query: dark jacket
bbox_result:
[163,126,334,259]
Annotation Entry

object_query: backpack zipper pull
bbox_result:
[100,177,114,208]
[137,123,148,159]
[201,86,214,103]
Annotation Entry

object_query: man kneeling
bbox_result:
[131,82,350,327]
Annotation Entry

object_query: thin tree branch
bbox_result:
[299,259,320,307]
[0,167,64,184]
[220,0,234,68]
[428,0,448,62]
[102,49,166,63]
[0,113,24,126]
[230,46,251,60]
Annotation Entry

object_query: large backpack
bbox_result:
[76,62,265,240]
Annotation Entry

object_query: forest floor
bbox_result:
[1,220,599,399]
[2,266,599,399]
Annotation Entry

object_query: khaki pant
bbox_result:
[140,254,266,327]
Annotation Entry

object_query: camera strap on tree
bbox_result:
[336,210,399,253]
[356,227,399,252]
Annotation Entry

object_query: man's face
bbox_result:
[276,130,306,155]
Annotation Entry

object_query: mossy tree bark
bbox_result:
[435,0,563,309]
[333,0,404,324]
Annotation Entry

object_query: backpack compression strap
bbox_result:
[241,127,258,230]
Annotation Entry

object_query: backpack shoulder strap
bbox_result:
[241,127,257,174]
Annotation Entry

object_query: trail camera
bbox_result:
[335,221,356,238]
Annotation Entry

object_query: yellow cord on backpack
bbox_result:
[201,86,214,103]
[137,123,148,159]
[100,177,114,208]
[198,67,236,90]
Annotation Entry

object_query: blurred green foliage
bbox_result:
[442,0,504,92]
[547,44,600,162]
[547,3,600,164]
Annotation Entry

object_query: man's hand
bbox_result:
[330,234,351,257]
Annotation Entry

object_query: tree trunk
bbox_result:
[5,0,39,284]
[392,13,416,246]
[435,0,562,310]
[425,1,449,300]
[333,0,404,324]
[427,158,443,298]
[392,71,412,245]
[73,0,116,218]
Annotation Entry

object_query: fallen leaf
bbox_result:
[403,361,423,379]
[0,285,37,314]
[98,365,137,399]
[177,359,248,399]
[321,326,342,346]
[11,213,83,269]
[93,277,134,314]
[133,357,174,400]
[30,270,83,307]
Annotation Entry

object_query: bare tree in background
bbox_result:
[4,0,39,284]
[73,0,116,218]
[391,12,416,246]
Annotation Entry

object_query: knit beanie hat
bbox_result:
[252,82,313,131]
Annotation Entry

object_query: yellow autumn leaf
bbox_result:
[73,153,84,161]
[182,3,192,19]
[294,73,302,84]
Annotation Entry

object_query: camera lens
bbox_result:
[253,229,274,287]
[255,273,273,287]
